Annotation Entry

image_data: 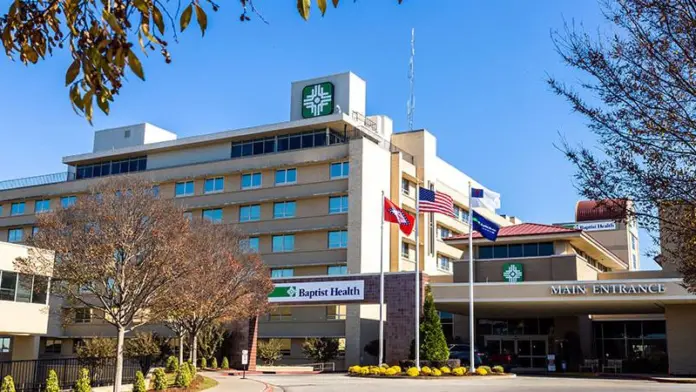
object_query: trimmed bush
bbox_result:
[1,376,15,392]
[175,365,190,388]
[452,367,465,376]
[385,368,398,376]
[492,365,505,374]
[211,357,218,369]
[45,370,60,392]
[420,366,432,376]
[431,368,442,377]
[480,366,492,374]
[476,367,488,376]
[73,369,91,392]
[389,365,401,373]
[165,356,178,373]
[221,357,230,370]
[132,371,146,392]
[440,366,451,374]
[200,357,207,369]
[406,367,419,377]
[186,361,196,376]
[153,369,167,391]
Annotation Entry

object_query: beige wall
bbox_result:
[453,254,591,283]
[665,304,696,375]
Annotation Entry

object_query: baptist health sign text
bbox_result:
[269,280,365,303]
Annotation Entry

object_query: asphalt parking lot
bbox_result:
[250,374,695,391]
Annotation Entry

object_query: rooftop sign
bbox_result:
[301,82,334,118]
[269,280,364,303]
[560,221,617,232]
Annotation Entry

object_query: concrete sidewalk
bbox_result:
[201,371,275,392]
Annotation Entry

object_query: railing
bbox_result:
[0,357,152,392]
[349,111,416,165]
[0,172,75,191]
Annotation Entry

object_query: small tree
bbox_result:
[73,369,91,392]
[1,376,15,392]
[302,338,339,363]
[200,357,207,369]
[152,369,167,391]
[258,339,284,366]
[221,357,229,370]
[196,323,226,365]
[420,286,449,363]
[76,338,116,381]
[165,356,179,373]
[132,372,145,392]
[45,370,60,392]
[211,357,218,369]
[125,332,162,373]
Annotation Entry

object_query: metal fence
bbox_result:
[0,357,150,392]
[0,172,75,191]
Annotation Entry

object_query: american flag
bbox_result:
[418,187,456,218]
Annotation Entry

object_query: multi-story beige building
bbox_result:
[0,72,506,366]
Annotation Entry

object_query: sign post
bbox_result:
[241,349,249,379]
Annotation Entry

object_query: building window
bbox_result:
[437,225,453,240]
[204,177,224,194]
[401,242,410,259]
[31,276,48,304]
[632,254,637,269]
[329,196,348,214]
[0,271,17,301]
[175,181,194,197]
[231,129,344,158]
[31,227,39,237]
[8,228,23,243]
[74,308,92,324]
[453,205,469,223]
[241,237,259,253]
[439,312,454,343]
[60,196,77,209]
[631,234,637,250]
[327,265,348,275]
[438,255,452,272]
[401,178,412,196]
[202,209,223,223]
[239,205,261,222]
[327,305,347,320]
[183,212,193,221]
[241,173,262,190]
[328,230,348,249]
[270,268,293,278]
[10,202,25,216]
[151,185,160,198]
[330,162,349,179]
[593,320,667,373]
[0,337,10,353]
[479,242,554,259]
[0,206,3,216]
[35,200,51,214]
[275,168,297,185]
[269,307,292,321]
[44,339,62,354]
[0,271,47,303]
[16,274,33,303]
[273,201,296,219]
[272,235,295,252]
[75,156,147,180]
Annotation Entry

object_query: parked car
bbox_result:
[484,348,517,372]
[448,344,487,367]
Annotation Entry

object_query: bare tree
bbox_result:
[548,0,696,290]
[16,176,193,392]
[160,220,273,367]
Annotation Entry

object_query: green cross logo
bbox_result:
[302,82,334,118]
[269,286,298,298]
[503,263,524,283]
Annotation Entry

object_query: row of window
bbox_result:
[7,227,39,243]
[238,231,349,253]
[1,196,76,217]
[572,246,610,272]
[75,156,147,180]
[193,196,349,224]
[231,129,346,158]
[478,242,555,259]
[270,265,347,278]
[268,305,347,322]
[399,242,452,272]
[0,270,49,304]
[174,163,348,197]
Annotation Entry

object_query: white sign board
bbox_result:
[241,350,249,365]
[547,354,556,372]
[563,221,617,232]
[269,280,365,303]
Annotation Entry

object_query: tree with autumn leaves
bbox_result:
[16,176,272,392]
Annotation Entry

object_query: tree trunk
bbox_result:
[191,334,198,367]
[113,326,126,392]
[178,333,184,366]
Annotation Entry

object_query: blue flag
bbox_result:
[472,210,500,242]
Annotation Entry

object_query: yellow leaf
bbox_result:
[318,0,327,15]
[297,0,310,20]
[128,50,145,80]
[83,90,94,123]
[152,6,165,35]
[194,3,207,36]
[96,94,110,115]
[102,10,124,35]
[65,58,81,85]
[180,4,193,32]
[133,0,148,14]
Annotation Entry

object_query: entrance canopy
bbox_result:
[431,278,696,317]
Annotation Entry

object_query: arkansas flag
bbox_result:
[384,197,415,235]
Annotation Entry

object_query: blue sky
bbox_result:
[0,1,658,269]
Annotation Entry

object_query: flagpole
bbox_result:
[414,187,420,369]
[379,190,385,366]
[468,181,475,373]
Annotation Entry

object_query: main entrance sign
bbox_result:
[302,82,334,118]
[269,280,364,303]
[550,283,666,295]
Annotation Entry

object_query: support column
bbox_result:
[666,304,696,375]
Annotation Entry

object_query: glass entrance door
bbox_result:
[484,336,548,369]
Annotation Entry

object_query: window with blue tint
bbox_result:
[183,212,193,221]
[493,245,508,258]
[275,168,297,185]
[437,226,452,239]
[631,234,637,250]
[272,235,295,252]
[204,177,224,194]
[538,242,554,256]
[438,255,452,271]
[76,156,146,179]
[270,268,293,278]
[523,243,539,257]
[151,185,160,198]
[242,237,259,253]
[35,200,51,214]
[10,202,25,216]
[273,201,296,219]
[632,254,637,269]
[0,206,3,216]
[31,227,39,237]
[330,162,349,179]
[8,228,23,243]
[239,205,261,222]
[508,244,523,258]
[329,196,348,214]
[328,265,348,275]
[175,181,194,197]
[60,196,77,208]
[478,246,493,259]
[328,230,348,249]
[202,209,223,223]
[231,130,343,158]
[241,173,262,189]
